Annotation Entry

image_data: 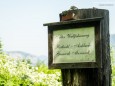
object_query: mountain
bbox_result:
[110,34,115,51]
[5,51,48,66]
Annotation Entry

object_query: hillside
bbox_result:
[5,51,48,66]
[110,34,115,51]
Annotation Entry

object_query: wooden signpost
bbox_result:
[44,8,111,86]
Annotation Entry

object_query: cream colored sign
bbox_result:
[53,27,96,63]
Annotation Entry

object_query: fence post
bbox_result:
[60,8,111,86]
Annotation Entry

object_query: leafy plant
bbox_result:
[0,53,62,86]
[111,47,115,86]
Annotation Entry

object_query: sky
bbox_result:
[0,0,115,56]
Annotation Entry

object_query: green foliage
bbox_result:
[0,40,3,54]
[0,53,62,86]
[111,47,115,86]
[112,66,115,86]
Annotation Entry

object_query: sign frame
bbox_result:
[44,17,102,69]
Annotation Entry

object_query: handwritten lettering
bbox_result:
[54,51,70,58]
[74,43,90,47]
[74,50,90,55]
[57,45,70,48]
[67,34,89,39]
[59,35,65,38]
[53,27,95,63]
[54,50,90,58]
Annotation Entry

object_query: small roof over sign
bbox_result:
[43,17,103,26]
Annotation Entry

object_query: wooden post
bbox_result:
[60,8,111,86]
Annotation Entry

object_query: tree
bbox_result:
[0,39,3,54]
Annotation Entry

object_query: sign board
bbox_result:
[53,27,95,63]
[44,17,102,69]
